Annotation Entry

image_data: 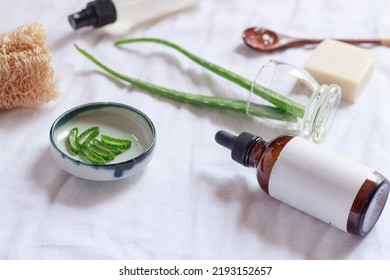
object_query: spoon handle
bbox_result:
[338,39,382,45]
[380,38,390,46]
[279,38,383,50]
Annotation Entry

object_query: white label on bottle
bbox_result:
[268,137,374,232]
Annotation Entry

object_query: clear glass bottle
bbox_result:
[215,130,389,236]
[68,0,197,30]
[247,60,341,142]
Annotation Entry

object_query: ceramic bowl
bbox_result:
[49,102,156,181]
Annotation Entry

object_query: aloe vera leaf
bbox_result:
[115,37,305,118]
[75,45,297,122]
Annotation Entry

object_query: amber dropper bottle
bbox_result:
[215,130,389,236]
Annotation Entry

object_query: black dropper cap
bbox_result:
[215,130,262,167]
[68,0,117,30]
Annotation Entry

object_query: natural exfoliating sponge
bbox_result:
[0,23,58,109]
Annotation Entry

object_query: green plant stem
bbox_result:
[115,37,305,118]
[75,44,297,122]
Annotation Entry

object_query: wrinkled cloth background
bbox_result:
[1,0,389,259]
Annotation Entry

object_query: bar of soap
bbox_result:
[304,39,375,102]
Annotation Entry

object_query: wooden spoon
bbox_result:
[242,27,390,52]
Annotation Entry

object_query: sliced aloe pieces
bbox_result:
[65,126,132,165]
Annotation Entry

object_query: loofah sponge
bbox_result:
[0,23,58,109]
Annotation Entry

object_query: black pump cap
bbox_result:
[68,0,117,30]
[215,130,261,167]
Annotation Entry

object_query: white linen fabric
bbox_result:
[1,0,389,259]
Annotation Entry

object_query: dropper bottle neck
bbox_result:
[215,130,265,168]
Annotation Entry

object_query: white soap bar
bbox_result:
[304,39,375,102]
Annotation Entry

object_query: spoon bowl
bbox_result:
[243,27,282,51]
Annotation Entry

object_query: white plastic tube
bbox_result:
[114,0,197,28]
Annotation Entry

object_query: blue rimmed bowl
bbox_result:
[49,102,156,181]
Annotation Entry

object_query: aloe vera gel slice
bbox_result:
[80,145,106,165]
[66,127,80,155]
[86,142,116,161]
[101,135,132,150]
[92,139,122,155]
[77,126,99,146]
